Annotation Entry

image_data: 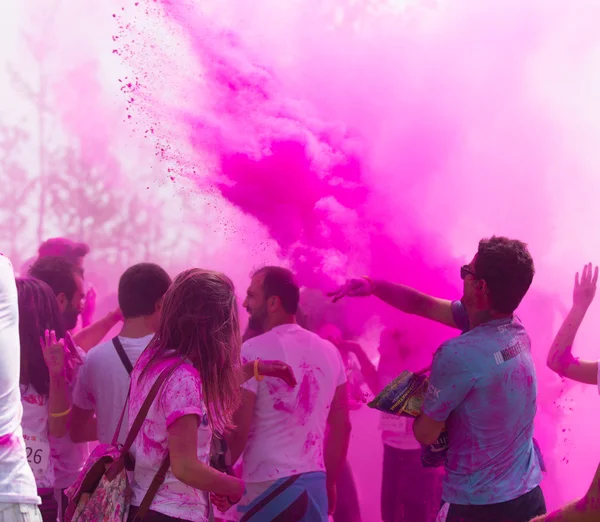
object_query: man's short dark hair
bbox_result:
[118,263,172,319]
[38,238,90,262]
[28,256,78,301]
[255,266,300,315]
[475,236,535,314]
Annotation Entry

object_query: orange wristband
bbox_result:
[254,359,264,381]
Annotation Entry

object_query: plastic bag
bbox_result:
[367,370,429,418]
[368,369,448,468]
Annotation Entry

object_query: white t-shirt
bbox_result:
[73,334,154,444]
[129,347,211,521]
[0,254,40,504]
[378,366,420,451]
[241,324,347,483]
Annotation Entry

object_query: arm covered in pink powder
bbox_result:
[72,308,122,352]
[169,415,245,500]
[547,264,599,386]
[530,461,600,521]
[329,278,457,328]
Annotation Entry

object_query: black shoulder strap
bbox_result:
[112,337,133,375]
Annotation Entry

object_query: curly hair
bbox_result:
[28,256,78,300]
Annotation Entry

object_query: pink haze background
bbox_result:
[13,0,600,516]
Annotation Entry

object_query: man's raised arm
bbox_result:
[329,277,458,329]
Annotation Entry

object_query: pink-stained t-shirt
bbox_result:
[20,384,53,489]
[240,324,347,483]
[128,347,212,521]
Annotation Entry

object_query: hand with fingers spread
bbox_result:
[327,277,374,303]
[258,361,298,387]
[41,329,66,378]
[573,263,599,311]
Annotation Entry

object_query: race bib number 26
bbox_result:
[22,433,50,481]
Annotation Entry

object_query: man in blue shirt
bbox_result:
[330,236,546,522]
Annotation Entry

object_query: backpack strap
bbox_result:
[110,337,133,447]
[111,387,130,447]
[113,337,134,375]
[106,361,182,481]
[133,454,171,521]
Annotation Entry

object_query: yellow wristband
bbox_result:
[361,276,374,291]
[254,359,264,382]
[49,406,72,418]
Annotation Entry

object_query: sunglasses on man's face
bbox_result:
[460,265,477,280]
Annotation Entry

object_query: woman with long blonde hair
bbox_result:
[127,269,295,522]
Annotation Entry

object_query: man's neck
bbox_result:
[265,315,297,332]
[119,317,155,339]
[468,309,512,329]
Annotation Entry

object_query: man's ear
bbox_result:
[267,295,280,312]
[56,292,68,311]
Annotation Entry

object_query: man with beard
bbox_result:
[28,257,121,352]
[225,266,351,522]
[28,257,84,333]
[329,236,546,522]
[21,238,96,329]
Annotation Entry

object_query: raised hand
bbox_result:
[327,278,373,303]
[41,329,66,378]
[81,287,97,327]
[63,332,84,383]
[258,361,297,387]
[573,263,599,311]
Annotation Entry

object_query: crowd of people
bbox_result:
[0,235,599,522]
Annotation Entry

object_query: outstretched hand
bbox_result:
[41,329,66,378]
[327,278,373,303]
[258,361,298,387]
[573,263,599,311]
[81,287,97,327]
